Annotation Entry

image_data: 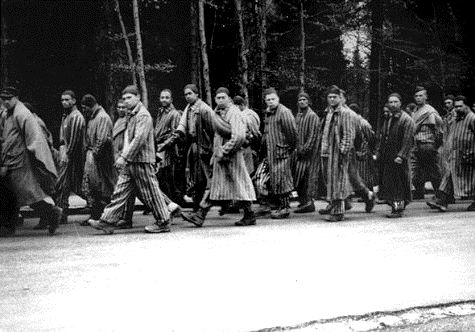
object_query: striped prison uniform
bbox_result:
[291,107,319,204]
[263,104,297,207]
[411,104,443,196]
[55,107,86,210]
[100,102,170,225]
[439,109,475,200]
[356,116,377,190]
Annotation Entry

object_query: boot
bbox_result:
[270,208,290,219]
[235,202,256,226]
[181,207,208,227]
[255,204,272,217]
[365,192,375,213]
[294,201,315,213]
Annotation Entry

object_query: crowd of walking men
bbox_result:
[0,83,474,236]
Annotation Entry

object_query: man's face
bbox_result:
[265,93,279,108]
[215,92,229,108]
[184,89,198,104]
[414,90,427,105]
[117,102,127,117]
[0,96,18,111]
[61,94,75,109]
[388,96,401,110]
[81,104,93,117]
[327,93,341,107]
[454,100,465,114]
[122,92,140,110]
[298,97,309,109]
[160,91,172,107]
[444,99,454,111]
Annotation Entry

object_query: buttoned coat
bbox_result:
[263,104,298,195]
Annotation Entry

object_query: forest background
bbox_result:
[1,0,474,144]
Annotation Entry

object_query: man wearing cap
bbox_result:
[315,85,355,222]
[80,94,115,225]
[427,95,475,212]
[182,87,257,226]
[256,88,297,219]
[291,92,319,213]
[411,86,443,199]
[157,84,214,216]
[0,86,61,235]
[55,90,86,224]
[89,85,172,234]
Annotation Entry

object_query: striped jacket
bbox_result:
[291,107,319,188]
[315,105,355,201]
[154,104,181,167]
[412,104,443,146]
[209,105,256,201]
[121,102,156,163]
[440,109,475,198]
[263,103,298,195]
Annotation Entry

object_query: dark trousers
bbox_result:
[348,151,371,200]
[412,143,441,196]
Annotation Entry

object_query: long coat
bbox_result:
[291,107,319,190]
[209,105,256,201]
[355,115,376,189]
[82,106,115,200]
[241,107,261,174]
[439,109,475,198]
[154,104,181,168]
[0,101,57,206]
[315,105,355,201]
[56,107,85,195]
[377,110,415,202]
[113,116,127,161]
[263,104,297,195]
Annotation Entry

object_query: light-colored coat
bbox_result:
[209,105,256,201]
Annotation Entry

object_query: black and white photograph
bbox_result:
[1,0,474,331]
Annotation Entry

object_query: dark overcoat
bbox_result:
[377,110,415,202]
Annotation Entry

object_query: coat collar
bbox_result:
[129,102,143,117]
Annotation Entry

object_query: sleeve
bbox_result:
[398,118,415,160]
[67,114,85,156]
[339,110,355,155]
[222,110,246,155]
[92,116,112,157]
[161,110,187,150]
[280,109,298,150]
[121,114,150,162]
[300,112,319,154]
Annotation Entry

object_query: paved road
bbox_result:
[1,200,474,331]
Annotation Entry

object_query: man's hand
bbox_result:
[394,156,403,164]
[156,143,165,152]
[115,156,127,170]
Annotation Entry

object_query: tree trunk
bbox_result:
[103,0,114,115]
[234,0,249,102]
[198,0,212,107]
[132,0,148,108]
[190,0,201,89]
[1,0,8,86]
[299,0,306,92]
[257,0,268,100]
[368,0,384,132]
[115,0,136,87]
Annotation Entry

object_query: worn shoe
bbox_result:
[325,214,344,222]
[48,206,62,235]
[318,204,332,215]
[365,192,376,213]
[386,211,402,218]
[144,222,171,233]
[255,205,272,217]
[294,202,315,214]
[426,200,447,212]
[89,219,115,235]
[116,219,133,229]
[467,202,475,211]
[181,211,204,227]
[270,208,290,219]
[235,212,257,226]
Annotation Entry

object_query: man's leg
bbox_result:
[235,201,256,226]
[348,153,375,212]
[412,147,425,199]
[30,199,62,235]
[326,199,344,222]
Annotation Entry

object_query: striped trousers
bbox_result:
[101,163,170,225]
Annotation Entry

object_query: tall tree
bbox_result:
[257,0,268,99]
[198,0,212,106]
[114,0,137,86]
[299,0,305,92]
[132,0,148,108]
[234,0,249,102]
[368,0,384,131]
[190,0,201,89]
[1,0,8,86]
